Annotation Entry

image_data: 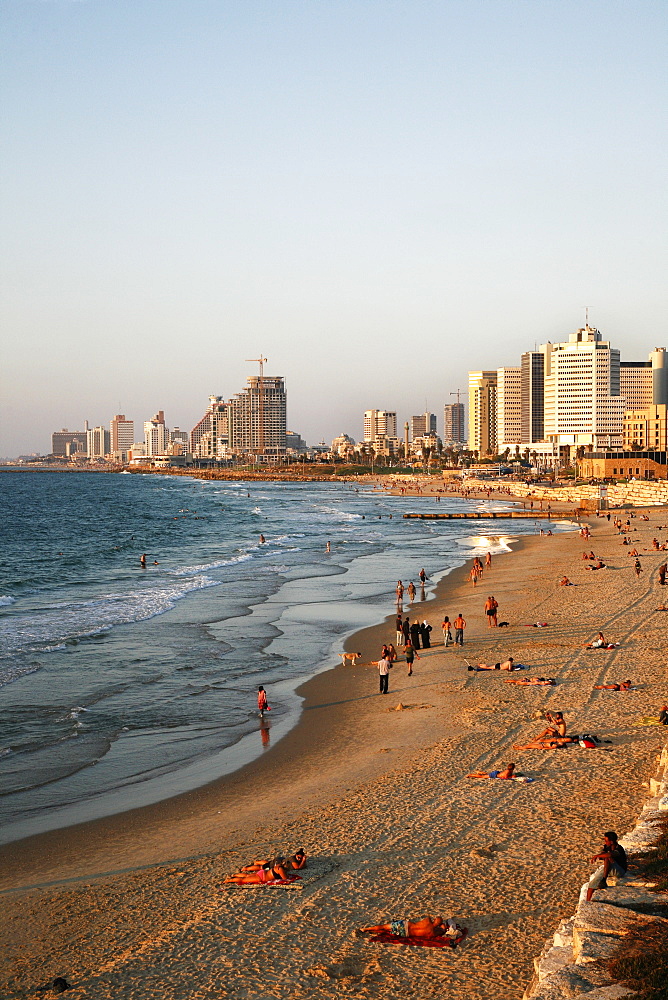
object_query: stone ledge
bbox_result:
[524,741,668,999]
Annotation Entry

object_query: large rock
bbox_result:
[599,885,668,915]
[525,964,630,998]
[574,902,668,964]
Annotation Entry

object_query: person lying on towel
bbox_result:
[357,916,457,939]
[224,860,290,884]
[467,762,516,778]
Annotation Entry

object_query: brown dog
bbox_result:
[339,652,361,666]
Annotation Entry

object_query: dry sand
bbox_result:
[2,509,668,999]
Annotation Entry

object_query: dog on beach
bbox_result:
[339,652,362,666]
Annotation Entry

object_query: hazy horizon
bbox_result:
[2,1,666,456]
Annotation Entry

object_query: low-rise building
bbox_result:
[579,450,667,481]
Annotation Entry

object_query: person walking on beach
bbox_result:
[257,686,270,717]
[407,581,416,602]
[410,620,422,649]
[454,614,466,646]
[396,580,404,602]
[378,655,391,694]
[402,616,411,644]
[484,596,498,627]
[634,558,642,578]
[485,551,492,568]
[442,616,453,646]
[419,568,427,585]
[659,563,667,586]
[396,613,404,647]
[404,640,419,675]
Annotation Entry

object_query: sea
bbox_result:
[0,470,575,845]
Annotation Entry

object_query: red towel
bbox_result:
[367,928,467,949]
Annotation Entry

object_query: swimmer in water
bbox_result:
[140,553,147,567]
[259,534,266,544]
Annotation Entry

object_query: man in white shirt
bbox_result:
[378,656,391,695]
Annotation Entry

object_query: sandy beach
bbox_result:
[2,506,668,999]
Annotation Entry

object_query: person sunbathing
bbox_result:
[586,632,606,648]
[467,762,517,779]
[468,657,521,671]
[585,560,606,570]
[559,576,573,586]
[506,676,555,685]
[240,849,306,873]
[357,916,450,939]
[534,711,566,739]
[224,860,289,884]
[594,680,633,691]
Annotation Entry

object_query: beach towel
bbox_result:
[366,928,468,949]
[632,717,661,726]
[220,875,302,889]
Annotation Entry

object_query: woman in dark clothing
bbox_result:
[409,620,421,649]
[420,621,432,648]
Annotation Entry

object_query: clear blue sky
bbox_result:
[1,0,666,455]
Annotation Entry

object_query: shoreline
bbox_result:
[3,508,668,999]
[0,522,535,885]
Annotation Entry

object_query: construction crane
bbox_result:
[246,356,268,456]
[449,390,464,404]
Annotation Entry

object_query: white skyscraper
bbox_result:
[144,411,168,456]
[542,326,624,450]
[363,410,397,441]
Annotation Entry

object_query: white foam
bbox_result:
[0,596,16,606]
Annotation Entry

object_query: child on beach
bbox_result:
[257,686,270,716]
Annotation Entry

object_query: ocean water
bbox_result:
[0,471,573,844]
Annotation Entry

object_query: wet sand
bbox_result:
[2,511,668,999]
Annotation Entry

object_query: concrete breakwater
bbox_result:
[524,743,668,1000]
[403,510,581,519]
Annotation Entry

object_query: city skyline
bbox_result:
[1,1,666,455]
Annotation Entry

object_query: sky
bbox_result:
[1,0,666,455]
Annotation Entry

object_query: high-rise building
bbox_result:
[144,411,168,457]
[620,361,653,409]
[443,403,465,445]
[363,410,397,441]
[87,426,110,459]
[51,428,88,457]
[542,326,624,450]
[520,351,545,443]
[468,372,497,455]
[110,415,134,454]
[496,368,522,449]
[227,376,287,457]
[170,427,189,445]
[410,412,437,440]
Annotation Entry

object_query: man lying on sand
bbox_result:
[594,680,633,691]
[467,657,525,671]
[357,916,454,939]
[467,762,516,778]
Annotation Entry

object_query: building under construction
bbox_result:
[228,375,287,459]
[190,370,287,461]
